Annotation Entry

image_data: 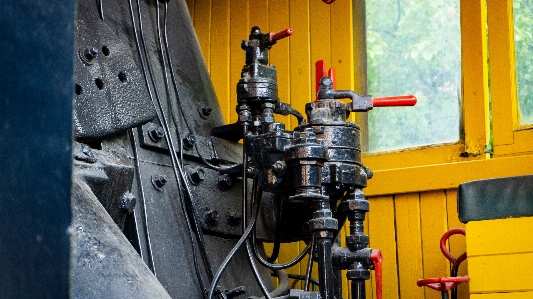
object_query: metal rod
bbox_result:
[317,237,334,299]
[304,235,315,291]
[351,280,365,299]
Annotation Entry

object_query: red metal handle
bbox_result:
[370,249,383,299]
[322,0,336,3]
[269,28,293,43]
[440,228,467,270]
[315,60,326,100]
[417,276,470,292]
[372,95,417,107]
[328,67,336,90]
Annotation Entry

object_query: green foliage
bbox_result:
[366,0,461,152]
[514,0,533,124]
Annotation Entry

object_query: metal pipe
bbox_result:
[317,237,334,299]
[351,280,365,299]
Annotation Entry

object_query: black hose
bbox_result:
[251,226,311,270]
[207,190,264,299]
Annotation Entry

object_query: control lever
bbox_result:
[315,60,417,111]
[269,28,293,43]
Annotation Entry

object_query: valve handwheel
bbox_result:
[417,228,468,299]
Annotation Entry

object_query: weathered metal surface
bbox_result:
[74,2,155,141]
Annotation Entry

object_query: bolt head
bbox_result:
[201,106,212,118]
[154,174,168,187]
[120,193,137,213]
[149,127,165,142]
[183,135,196,149]
[188,167,205,185]
[227,212,242,226]
[204,210,219,225]
[217,174,233,190]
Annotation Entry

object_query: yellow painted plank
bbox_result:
[185,0,194,21]
[368,196,399,299]
[460,0,489,156]
[229,0,250,124]
[363,143,482,172]
[249,0,269,31]
[210,0,231,123]
[487,0,516,147]
[278,241,302,286]
[288,0,311,120]
[395,193,425,299]
[466,217,533,257]
[364,154,533,197]
[194,0,212,69]
[471,291,533,299]
[330,0,353,91]
[268,0,290,128]
[446,189,469,299]
[469,253,533,293]
[495,129,533,156]
[420,191,451,299]
[309,0,331,88]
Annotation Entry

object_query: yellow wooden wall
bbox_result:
[184,1,468,298]
[184,1,533,299]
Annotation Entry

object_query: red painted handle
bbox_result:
[372,95,417,107]
[315,60,327,100]
[328,67,336,90]
[370,249,383,299]
[270,28,293,42]
[440,228,467,270]
[322,0,336,3]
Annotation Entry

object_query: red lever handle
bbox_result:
[440,228,467,270]
[370,249,383,299]
[315,60,326,100]
[372,95,417,107]
[270,28,293,43]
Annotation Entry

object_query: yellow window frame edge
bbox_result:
[488,0,533,157]
[362,0,489,171]
[362,0,533,197]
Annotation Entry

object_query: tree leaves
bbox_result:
[366,0,461,152]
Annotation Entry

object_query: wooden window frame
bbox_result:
[488,0,533,156]
[363,0,533,197]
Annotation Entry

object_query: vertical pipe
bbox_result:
[317,237,334,299]
[351,280,366,299]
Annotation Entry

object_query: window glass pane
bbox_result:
[514,0,533,125]
[366,0,461,152]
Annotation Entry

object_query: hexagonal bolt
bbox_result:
[204,210,219,226]
[227,212,242,226]
[182,134,196,150]
[120,193,137,214]
[217,174,233,191]
[199,106,212,119]
[80,47,99,63]
[149,127,165,142]
[272,161,284,174]
[151,174,168,191]
[188,167,205,185]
